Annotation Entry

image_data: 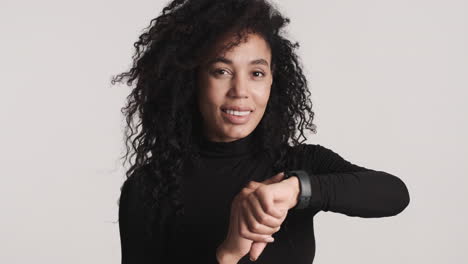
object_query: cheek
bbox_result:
[203,90,222,108]
[204,81,228,104]
[253,85,271,107]
[198,90,226,119]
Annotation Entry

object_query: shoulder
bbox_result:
[119,176,142,218]
[120,175,136,196]
[118,173,156,238]
[118,166,171,223]
[119,164,153,208]
[119,164,153,218]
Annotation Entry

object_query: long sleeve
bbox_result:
[288,144,410,217]
[118,177,162,264]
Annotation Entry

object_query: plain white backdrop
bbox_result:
[1,0,466,263]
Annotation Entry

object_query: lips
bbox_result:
[221,105,254,112]
[221,108,252,124]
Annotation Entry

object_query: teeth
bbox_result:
[224,109,251,116]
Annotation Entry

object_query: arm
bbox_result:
[119,177,162,263]
[287,144,410,217]
[215,245,245,264]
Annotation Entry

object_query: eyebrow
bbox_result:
[207,56,269,67]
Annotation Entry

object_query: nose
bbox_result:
[228,72,249,99]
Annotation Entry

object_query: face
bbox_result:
[197,32,273,142]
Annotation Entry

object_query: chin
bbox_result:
[223,126,254,139]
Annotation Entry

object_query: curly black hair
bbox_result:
[111,0,317,239]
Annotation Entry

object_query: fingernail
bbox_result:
[250,256,256,261]
[265,236,274,242]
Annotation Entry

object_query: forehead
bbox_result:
[206,32,271,65]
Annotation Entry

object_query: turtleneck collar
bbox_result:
[197,130,259,158]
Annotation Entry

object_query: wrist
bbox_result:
[284,176,300,209]
[216,244,243,264]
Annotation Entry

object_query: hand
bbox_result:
[240,173,300,261]
[217,172,287,263]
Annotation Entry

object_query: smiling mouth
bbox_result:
[221,109,253,115]
[221,109,252,124]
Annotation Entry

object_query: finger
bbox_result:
[245,181,263,190]
[244,196,282,234]
[238,206,275,243]
[231,195,243,235]
[247,193,283,229]
[238,187,255,202]
[261,172,286,185]
[255,187,283,218]
[230,195,239,221]
[250,241,268,262]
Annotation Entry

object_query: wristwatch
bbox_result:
[284,170,312,210]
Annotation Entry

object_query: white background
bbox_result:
[1,0,466,263]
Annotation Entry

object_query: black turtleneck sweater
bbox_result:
[118,131,410,264]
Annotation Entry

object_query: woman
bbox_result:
[112,0,410,263]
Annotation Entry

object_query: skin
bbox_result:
[218,173,300,263]
[197,32,273,142]
[196,32,301,262]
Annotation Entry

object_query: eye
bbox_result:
[212,69,230,76]
[253,71,265,78]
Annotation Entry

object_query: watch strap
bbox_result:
[284,170,312,210]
